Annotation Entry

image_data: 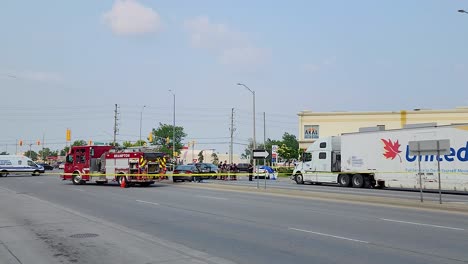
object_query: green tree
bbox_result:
[150,123,187,157]
[134,140,146,147]
[24,150,38,161]
[198,150,204,162]
[211,152,219,165]
[0,151,9,155]
[277,133,299,166]
[72,140,87,146]
[38,148,58,160]
[241,138,265,159]
[60,146,70,156]
[122,141,133,148]
[122,140,147,148]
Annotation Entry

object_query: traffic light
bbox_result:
[66,129,71,142]
[166,137,170,144]
[37,140,41,146]
[88,140,92,145]
[19,140,23,146]
[148,133,153,142]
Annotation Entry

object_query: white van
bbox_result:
[0,155,44,177]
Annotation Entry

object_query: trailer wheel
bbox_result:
[295,174,304,184]
[338,174,351,187]
[32,170,41,176]
[352,174,364,188]
[72,174,83,185]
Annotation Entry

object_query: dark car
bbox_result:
[188,163,218,179]
[237,163,250,173]
[173,165,202,182]
[37,163,54,170]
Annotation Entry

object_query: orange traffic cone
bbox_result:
[120,177,126,188]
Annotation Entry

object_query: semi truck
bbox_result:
[292,124,468,192]
[61,145,167,186]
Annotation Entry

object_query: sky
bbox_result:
[1,0,467,155]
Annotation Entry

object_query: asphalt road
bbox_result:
[1,173,468,264]
[203,175,468,204]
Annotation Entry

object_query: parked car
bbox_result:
[254,165,276,179]
[188,163,218,179]
[236,163,250,173]
[173,165,200,182]
[37,163,54,170]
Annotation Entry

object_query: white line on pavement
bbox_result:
[288,227,369,244]
[136,200,160,206]
[196,195,228,200]
[379,218,465,231]
[73,189,85,192]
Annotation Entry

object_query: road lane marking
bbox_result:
[288,227,369,244]
[73,189,85,192]
[136,200,160,206]
[379,218,465,231]
[196,195,228,200]
[36,181,44,184]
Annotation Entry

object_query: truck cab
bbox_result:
[293,137,341,184]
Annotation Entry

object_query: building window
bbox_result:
[319,142,326,148]
[319,152,326,159]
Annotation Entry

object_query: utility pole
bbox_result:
[191,140,195,162]
[229,108,236,164]
[15,139,17,155]
[113,104,119,147]
[42,133,45,160]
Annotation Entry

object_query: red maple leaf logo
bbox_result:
[381,139,402,162]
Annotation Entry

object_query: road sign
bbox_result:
[253,149,269,159]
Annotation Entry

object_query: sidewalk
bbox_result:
[0,186,235,264]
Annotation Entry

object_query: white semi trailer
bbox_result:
[293,124,468,191]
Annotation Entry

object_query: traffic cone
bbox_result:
[120,177,126,188]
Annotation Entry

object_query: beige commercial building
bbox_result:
[298,107,468,149]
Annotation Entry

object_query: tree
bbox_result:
[277,133,299,166]
[60,146,70,156]
[211,152,219,165]
[70,140,86,146]
[122,140,147,148]
[198,151,204,162]
[24,150,38,161]
[241,138,264,161]
[0,151,9,155]
[150,123,187,158]
[38,148,58,161]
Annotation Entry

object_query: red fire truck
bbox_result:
[61,145,167,187]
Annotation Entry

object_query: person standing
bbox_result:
[248,163,253,182]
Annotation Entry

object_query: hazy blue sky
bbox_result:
[1,0,467,154]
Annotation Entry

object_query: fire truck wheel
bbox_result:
[72,174,83,185]
[117,175,128,186]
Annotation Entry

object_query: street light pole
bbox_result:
[169,90,176,163]
[458,9,468,14]
[237,83,257,188]
[139,105,146,145]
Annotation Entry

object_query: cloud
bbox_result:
[184,16,269,67]
[2,71,62,82]
[102,0,161,36]
[303,57,337,73]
